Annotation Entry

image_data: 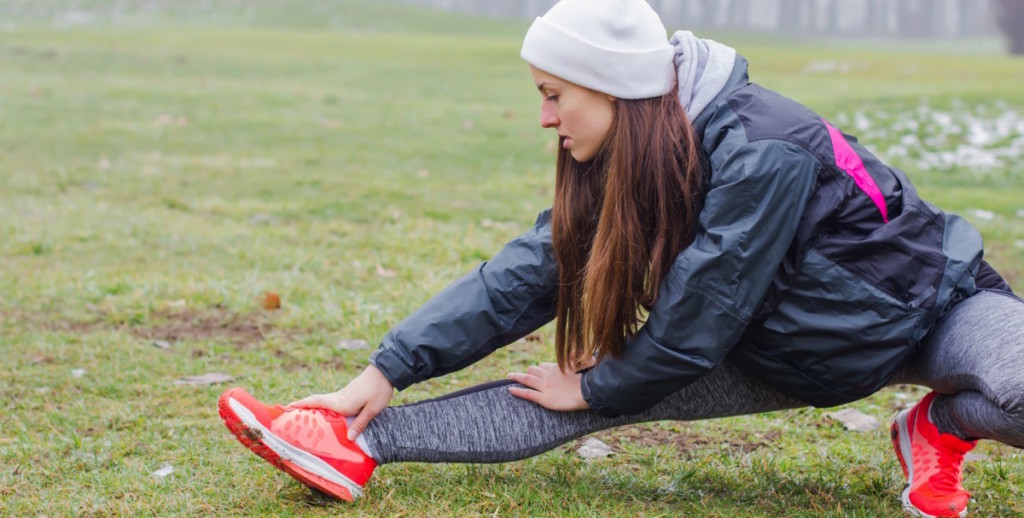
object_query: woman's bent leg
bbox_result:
[360,361,802,464]
[895,290,1024,447]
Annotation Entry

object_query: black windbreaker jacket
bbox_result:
[369,55,1004,417]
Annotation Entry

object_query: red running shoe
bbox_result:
[218,387,376,501]
[891,391,978,518]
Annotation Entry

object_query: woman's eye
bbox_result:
[546,94,559,102]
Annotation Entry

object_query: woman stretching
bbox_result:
[218,1,1023,516]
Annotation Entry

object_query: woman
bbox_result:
[218,1,1023,516]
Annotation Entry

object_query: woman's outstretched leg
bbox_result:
[360,360,802,464]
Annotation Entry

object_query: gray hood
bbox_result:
[670,30,737,120]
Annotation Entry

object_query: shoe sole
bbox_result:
[218,394,363,501]
[892,409,968,518]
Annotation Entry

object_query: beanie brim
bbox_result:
[520,16,675,100]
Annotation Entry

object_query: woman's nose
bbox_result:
[539,103,558,128]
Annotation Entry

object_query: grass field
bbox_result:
[2,1,1023,516]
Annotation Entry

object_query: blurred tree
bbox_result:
[897,0,929,37]
[730,0,749,30]
[777,0,800,34]
[864,0,888,36]
[825,0,840,35]
[993,0,1024,54]
[698,0,720,28]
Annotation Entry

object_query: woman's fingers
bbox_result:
[507,363,589,411]
[348,404,379,440]
[289,393,333,409]
[507,385,542,404]
[525,364,547,377]
[289,392,361,415]
[507,371,543,389]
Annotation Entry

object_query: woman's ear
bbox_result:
[607,95,617,102]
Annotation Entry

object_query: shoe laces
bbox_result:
[928,443,967,493]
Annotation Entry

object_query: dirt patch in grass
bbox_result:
[128,308,274,347]
[8,306,282,348]
[582,424,781,456]
[272,347,348,372]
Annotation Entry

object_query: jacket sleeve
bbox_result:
[368,209,558,390]
[581,140,820,417]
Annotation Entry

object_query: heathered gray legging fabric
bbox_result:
[891,290,1024,447]
[361,290,1024,464]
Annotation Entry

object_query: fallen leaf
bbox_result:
[174,373,234,386]
[260,291,281,310]
[375,263,396,278]
[826,408,879,432]
[415,169,429,178]
[152,340,171,350]
[577,438,613,459]
[152,463,174,478]
[462,118,474,130]
[29,355,52,365]
[336,339,369,350]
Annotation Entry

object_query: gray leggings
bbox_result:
[361,290,1024,464]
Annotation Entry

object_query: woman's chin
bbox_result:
[570,150,594,162]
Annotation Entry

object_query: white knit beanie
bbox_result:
[520,0,675,100]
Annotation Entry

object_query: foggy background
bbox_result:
[397,0,1000,39]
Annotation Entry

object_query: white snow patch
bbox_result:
[577,438,614,459]
[968,209,996,222]
[152,463,174,478]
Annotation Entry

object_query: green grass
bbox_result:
[2,1,1023,516]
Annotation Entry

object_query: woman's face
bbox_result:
[529,66,615,162]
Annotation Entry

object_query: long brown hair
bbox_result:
[552,91,705,370]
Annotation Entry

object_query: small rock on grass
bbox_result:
[577,438,613,459]
[336,339,369,350]
[71,368,86,378]
[826,408,879,432]
[152,340,171,350]
[174,373,234,386]
[965,452,989,463]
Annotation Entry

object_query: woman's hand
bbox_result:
[289,364,394,440]
[507,362,590,411]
